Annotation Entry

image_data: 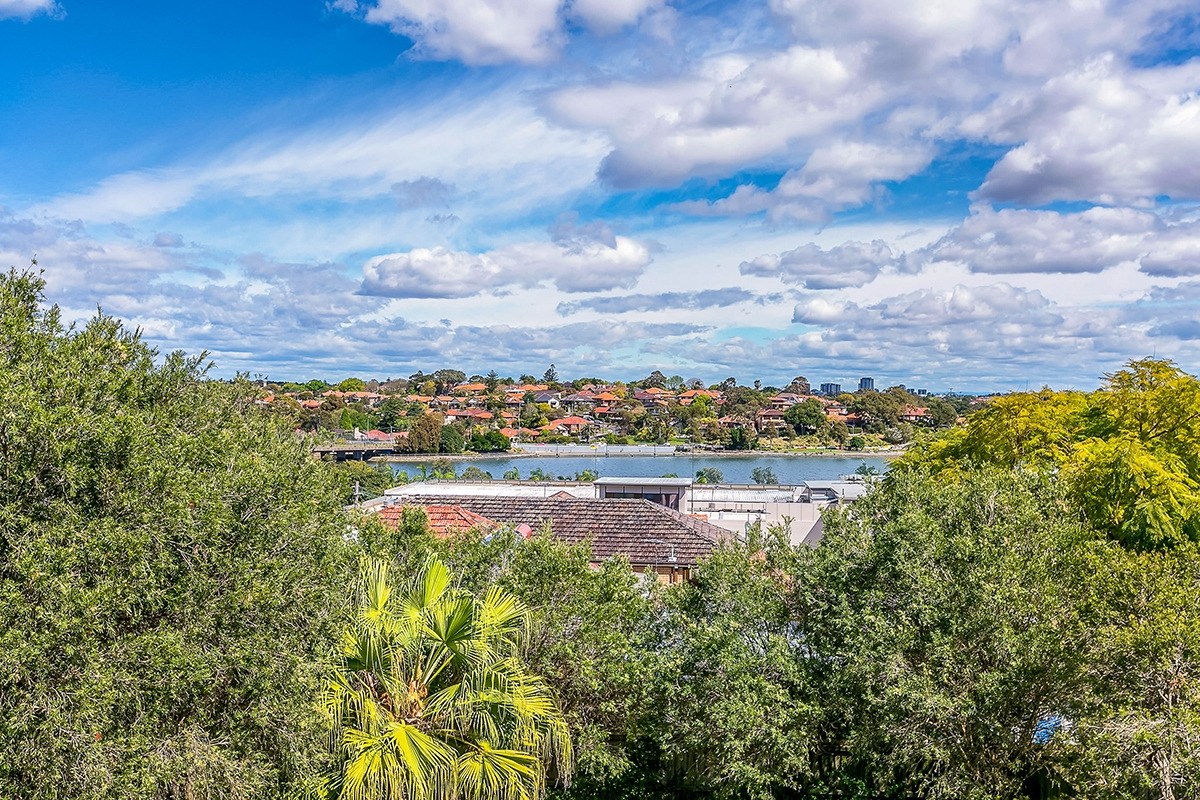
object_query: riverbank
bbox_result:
[375,448,905,462]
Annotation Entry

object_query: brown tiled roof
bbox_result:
[399,495,734,567]
[376,504,496,537]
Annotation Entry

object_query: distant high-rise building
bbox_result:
[859,376,874,391]
[916,388,928,396]
[820,382,842,396]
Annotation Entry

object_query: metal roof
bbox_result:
[593,476,694,487]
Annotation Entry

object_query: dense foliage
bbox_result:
[0,270,353,798]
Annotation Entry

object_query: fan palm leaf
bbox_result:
[321,556,571,800]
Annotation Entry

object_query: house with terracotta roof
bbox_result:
[396,494,734,583]
[755,408,788,434]
[542,415,590,435]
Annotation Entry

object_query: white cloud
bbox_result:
[0,0,56,20]
[678,141,933,222]
[547,45,882,188]
[570,0,661,34]
[972,56,1200,205]
[925,205,1200,276]
[337,0,663,64]
[741,239,899,289]
[42,97,607,229]
[359,229,653,298]
[927,206,1154,274]
[353,0,563,64]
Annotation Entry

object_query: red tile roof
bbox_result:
[400,495,733,567]
[375,504,496,537]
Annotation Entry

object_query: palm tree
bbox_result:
[320,557,572,800]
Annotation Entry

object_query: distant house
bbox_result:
[542,415,590,435]
[395,494,734,582]
[899,406,929,423]
[755,408,788,434]
[769,393,806,408]
[560,392,598,412]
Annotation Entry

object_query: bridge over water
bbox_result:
[312,441,396,461]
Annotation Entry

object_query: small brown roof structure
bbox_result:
[376,504,496,537]
[398,495,733,567]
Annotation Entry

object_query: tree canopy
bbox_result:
[0,269,352,799]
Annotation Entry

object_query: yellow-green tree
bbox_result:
[901,359,1200,549]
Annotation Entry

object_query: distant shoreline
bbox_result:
[376,449,904,462]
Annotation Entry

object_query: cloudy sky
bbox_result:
[1,0,1198,390]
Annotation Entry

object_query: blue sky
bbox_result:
[1,0,1198,390]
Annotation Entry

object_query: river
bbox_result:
[385,452,894,485]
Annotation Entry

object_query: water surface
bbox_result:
[386,453,892,485]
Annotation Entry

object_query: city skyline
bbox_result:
[1,0,1198,390]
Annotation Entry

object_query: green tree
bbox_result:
[0,269,352,799]
[338,377,366,392]
[810,468,1102,799]
[695,467,724,484]
[904,360,1200,550]
[641,370,667,389]
[784,398,826,434]
[787,375,811,394]
[827,419,850,447]
[430,369,467,394]
[728,427,756,450]
[439,424,465,454]
[376,397,408,430]
[542,364,559,384]
[337,460,396,503]
[459,465,493,481]
[320,557,572,800]
[849,390,902,432]
[925,397,958,428]
[404,413,444,454]
[751,466,778,485]
[650,526,816,797]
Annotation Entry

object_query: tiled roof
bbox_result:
[398,495,734,567]
[376,504,496,537]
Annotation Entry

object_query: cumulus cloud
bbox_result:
[542,0,1196,221]
[0,210,216,296]
[556,287,761,315]
[0,0,57,20]
[359,228,653,298]
[971,56,1200,205]
[741,240,899,289]
[642,282,1137,386]
[570,0,662,35]
[678,141,933,222]
[547,45,881,188]
[925,205,1200,276]
[336,0,662,64]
